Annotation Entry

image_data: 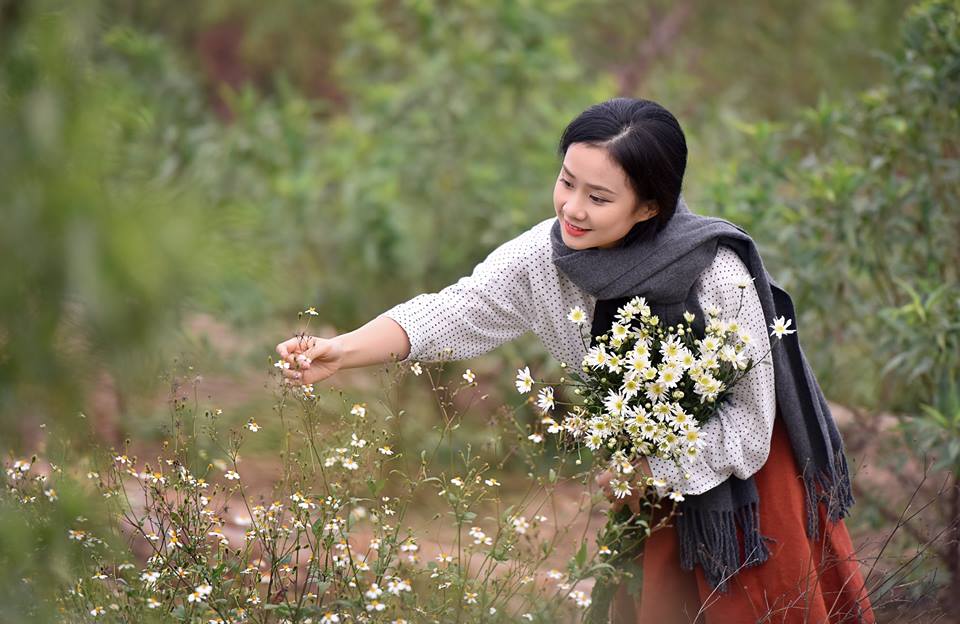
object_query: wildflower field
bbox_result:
[3,0,959,622]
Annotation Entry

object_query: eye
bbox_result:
[590,195,610,204]
[559,177,573,189]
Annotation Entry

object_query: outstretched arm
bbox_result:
[377,227,538,363]
[277,224,539,384]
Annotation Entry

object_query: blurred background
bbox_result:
[2,0,958,620]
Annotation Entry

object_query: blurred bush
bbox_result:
[696,0,960,597]
[698,0,958,418]
[0,0,238,441]
[0,0,922,440]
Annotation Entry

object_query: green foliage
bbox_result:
[85,0,611,332]
[698,0,959,457]
[0,0,235,437]
[0,0,928,442]
[0,464,116,624]
[571,0,913,120]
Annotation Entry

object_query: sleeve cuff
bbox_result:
[378,307,419,364]
[647,454,731,497]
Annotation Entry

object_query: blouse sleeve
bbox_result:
[377,228,537,363]
[647,245,777,496]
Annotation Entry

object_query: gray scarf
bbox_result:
[551,195,855,591]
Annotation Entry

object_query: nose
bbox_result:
[563,195,588,221]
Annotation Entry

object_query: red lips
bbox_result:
[563,218,590,237]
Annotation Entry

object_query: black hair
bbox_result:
[557,97,687,241]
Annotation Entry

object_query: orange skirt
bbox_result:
[611,412,876,623]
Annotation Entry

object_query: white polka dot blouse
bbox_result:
[379,216,777,496]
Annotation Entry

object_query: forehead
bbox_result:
[562,143,629,190]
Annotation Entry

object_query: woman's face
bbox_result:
[553,142,657,250]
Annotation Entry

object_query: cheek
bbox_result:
[552,184,564,209]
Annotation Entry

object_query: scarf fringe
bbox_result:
[676,452,855,593]
[677,500,773,593]
[803,451,857,542]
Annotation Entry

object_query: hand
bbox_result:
[596,456,652,515]
[274,334,345,385]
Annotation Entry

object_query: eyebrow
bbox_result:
[561,164,618,195]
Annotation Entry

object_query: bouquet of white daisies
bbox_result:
[515,291,795,620]
[518,290,796,500]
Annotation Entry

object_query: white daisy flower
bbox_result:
[542,416,562,433]
[584,345,609,369]
[603,390,629,417]
[770,316,797,339]
[645,382,669,402]
[571,590,592,608]
[719,345,739,363]
[660,336,683,360]
[621,374,642,398]
[364,583,383,599]
[701,337,720,354]
[657,365,682,388]
[567,306,588,325]
[683,427,705,450]
[610,479,632,499]
[610,323,629,341]
[515,366,534,394]
[536,386,555,412]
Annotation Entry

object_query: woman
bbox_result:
[275,98,875,623]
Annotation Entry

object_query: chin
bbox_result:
[562,234,591,250]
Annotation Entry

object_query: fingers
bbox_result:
[280,367,303,381]
[279,362,331,388]
[276,335,312,363]
[595,472,613,503]
[299,337,333,366]
[595,470,612,489]
[596,469,649,516]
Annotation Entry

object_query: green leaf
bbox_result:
[575,539,587,568]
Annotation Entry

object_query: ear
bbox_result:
[634,200,659,224]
